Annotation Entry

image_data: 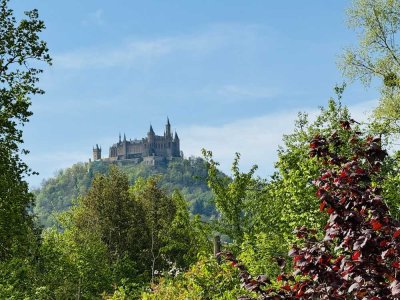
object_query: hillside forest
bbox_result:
[1,0,400,299]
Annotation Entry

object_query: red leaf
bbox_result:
[370,219,383,231]
[352,250,361,261]
[281,285,291,291]
[379,240,389,247]
[294,255,302,262]
[394,228,400,238]
[392,261,400,269]
[320,201,326,212]
[327,207,334,214]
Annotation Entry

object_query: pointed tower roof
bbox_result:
[119,132,121,143]
[123,133,126,141]
[149,124,155,134]
[167,117,170,126]
[174,131,179,140]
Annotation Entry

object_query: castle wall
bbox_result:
[102,120,181,163]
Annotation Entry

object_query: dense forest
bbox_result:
[34,158,217,228]
[1,0,400,299]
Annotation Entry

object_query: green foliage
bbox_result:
[340,0,400,88]
[130,176,177,280]
[141,256,253,300]
[202,151,259,244]
[202,100,350,263]
[209,97,362,279]
[36,228,112,299]
[34,157,216,228]
[339,0,400,133]
[0,0,51,262]
[73,166,148,272]
[0,1,50,298]
[379,151,400,220]
[34,167,212,299]
[162,191,213,268]
[0,257,38,299]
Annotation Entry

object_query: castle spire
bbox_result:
[119,132,121,143]
[124,133,126,142]
[165,117,171,138]
[149,124,155,134]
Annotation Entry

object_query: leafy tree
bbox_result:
[34,158,216,228]
[0,0,51,261]
[203,96,363,279]
[202,150,258,245]
[141,255,254,300]
[163,191,212,268]
[72,165,148,281]
[130,177,177,282]
[339,0,400,133]
[0,1,50,297]
[35,227,112,299]
[223,119,400,299]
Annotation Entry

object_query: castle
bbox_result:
[92,118,182,165]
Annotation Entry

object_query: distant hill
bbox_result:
[33,157,217,228]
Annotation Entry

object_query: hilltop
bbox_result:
[33,157,217,227]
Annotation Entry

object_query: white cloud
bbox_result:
[25,99,379,187]
[53,24,269,69]
[180,99,378,177]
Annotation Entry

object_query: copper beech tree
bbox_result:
[221,119,400,299]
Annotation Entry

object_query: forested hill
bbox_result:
[33,157,217,227]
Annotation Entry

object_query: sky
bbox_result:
[10,1,380,187]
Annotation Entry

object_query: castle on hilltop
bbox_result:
[92,118,182,165]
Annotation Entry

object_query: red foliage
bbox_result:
[220,120,400,299]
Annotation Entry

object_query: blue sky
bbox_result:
[11,1,380,187]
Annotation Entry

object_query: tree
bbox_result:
[223,119,400,299]
[35,227,112,299]
[162,191,212,269]
[339,0,400,133]
[235,97,360,278]
[0,0,51,260]
[131,177,177,281]
[72,166,147,277]
[202,150,258,245]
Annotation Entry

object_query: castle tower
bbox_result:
[148,125,155,140]
[174,131,180,157]
[122,133,127,159]
[165,118,172,139]
[147,125,155,155]
[93,144,101,160]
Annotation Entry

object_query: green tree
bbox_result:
[0,1,50,297]
[141,255,252,300]
[72,166,147,281]
[202,151,258,245]
[35,227,112,299]
[130,177,177,282]
[339,0,400,133]
[163,191,212,269]
[0,0,51,261]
